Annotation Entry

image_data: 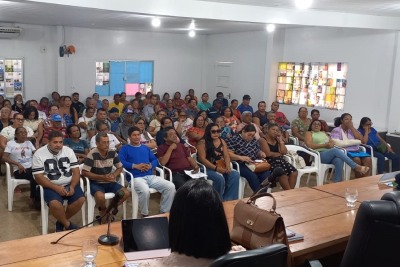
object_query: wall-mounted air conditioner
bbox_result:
[0,26,22,39]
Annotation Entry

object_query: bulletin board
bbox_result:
[0,58,24,98]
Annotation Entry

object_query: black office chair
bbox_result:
[210,243,288,267]
[340,191,400,267]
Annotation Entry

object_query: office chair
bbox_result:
[308,191,400,267]
[210,243,288,267]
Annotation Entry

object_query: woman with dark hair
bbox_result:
[3,99,17,118]
[134,117,157,149]
[11,94,24,113]
[305,120,369,183]
[230,99,241,122]
[2,126,38,207]
[187,115,206,149]
[150,179,234,266]
[197,123,239,200]
[50,91,61,106]
[59,95,78,127]
[159,92,170,109]
[261,123,297,190]
[358,117,400,174]
[330,113,371,177]
[23,106,44,148]
[226,124,269,192]
[63,124,89,164]
[173,91,185,110]
[92,93,102,109]
[291,107,311,145]
[221,106,239,132]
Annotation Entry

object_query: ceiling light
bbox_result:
[295,0,313,9]
[151,17,161,27]
[266,24,276,33]
[189,20,196,30]
[188,30,196,38]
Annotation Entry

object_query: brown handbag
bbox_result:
[246,160,271,173]
[230,192,289,250]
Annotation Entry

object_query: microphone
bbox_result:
[261,167,285,188]
[104,189,125,215]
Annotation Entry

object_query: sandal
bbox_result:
[357,166,370,175]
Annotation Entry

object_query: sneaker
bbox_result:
[55,221,64,232]
[65,222,79,231]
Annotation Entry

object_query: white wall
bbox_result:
[277,27,397,129]
[0,24,58,100]
[206,31,268,102]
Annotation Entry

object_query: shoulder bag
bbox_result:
[287,150,306,169]
[230,192,289,250]
[246,160,271,173]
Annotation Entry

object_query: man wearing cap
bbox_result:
[108,93,124,115]
[115,109,135,144]
[206,99,223,121]
[108,107,122,133]
[215,92,229,108]
[237,95,254,114]
[42,114,67,145]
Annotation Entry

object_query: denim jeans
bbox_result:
[237,162,270,192]
[373,150,400,174]
[320,148,357,182]
[205,169,240,201]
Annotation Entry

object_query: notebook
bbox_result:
[121,217,171,261]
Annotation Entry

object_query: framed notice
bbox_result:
[0,58,24,98]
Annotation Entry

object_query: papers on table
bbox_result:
[286,228,304,242]
[184,170,207,179]
[380,171,400,182]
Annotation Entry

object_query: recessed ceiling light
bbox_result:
[295,0,313,9]
[151,17,161,27]
[189,20,196,30]
[188,30,196,38]
[266,24,276,33]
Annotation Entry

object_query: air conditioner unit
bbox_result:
[0,26,22,39]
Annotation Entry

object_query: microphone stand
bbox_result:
[98,208,119,246]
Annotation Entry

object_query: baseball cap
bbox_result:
[214,99,223,104]
[243,95,251,100]
[109,107,119,113]
[51,114,62,122]
[124,109,134,114]
[242,111,252,115]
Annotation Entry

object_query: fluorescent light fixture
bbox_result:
[266,24,276,33]
[189,20,196,30]
[295,0,313,9]
[188,30,196,38]
[151,17,161,27]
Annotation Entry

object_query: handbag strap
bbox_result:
[247,192,276,211]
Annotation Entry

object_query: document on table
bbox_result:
[184,170,207,179]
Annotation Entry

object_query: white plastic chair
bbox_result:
[6,162,31,211]
[369,144,392,175]
[286,129,299,145]
[39,178,86,235]
[124,166,173,219]
[84,175,127,227]
[285,145,320,188]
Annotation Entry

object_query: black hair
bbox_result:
[298,107,308,113]
[66,124,80,137]
[231,99,238,104]
[193,115,204,128]
[23,106,39,120]
[257,101,266,107]
[95,120,108,131]
[333,117,341,127]
[162,126,176,140]
[95,132,108,143]
[128,126,141,136]
[201,93,208,97]
[311,109,319,115]
[169,179,231,259]
[221,107,233,117]
[14,126,26,141]
[48,130,64,141]
[358,117,371,130]
[96,108,107,114]
[160,116,172,126]
[242,124,256,133]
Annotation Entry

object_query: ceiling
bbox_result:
[0,0,399,35]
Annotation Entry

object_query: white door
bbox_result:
[215,63,232,100]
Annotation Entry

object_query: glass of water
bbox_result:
[82,239,98,267]
[345,187,358,208]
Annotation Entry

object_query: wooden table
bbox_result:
[313,175,394,202]
[0,179,388,266]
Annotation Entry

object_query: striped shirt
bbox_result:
[82,148,122,183]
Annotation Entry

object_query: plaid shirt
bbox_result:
[226,133,260,161]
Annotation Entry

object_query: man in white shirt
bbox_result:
[90,121,121,150]
[32,130,85,232]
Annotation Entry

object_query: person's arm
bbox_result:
[187,128,203,141]
[148,126,157,137]
[376,132,393,152]
[73,108,79,125]
[187,156,200,173]
[291,125,304,142]
[221,139,232,173]
[35,121,44,148]
[252,116,261,128]
[174,120,183,135]
[360,127,370,144]
[305,131,333,150]
[196,139,220,171]
[0,135,7,150]
[34,172,68,196]
[2,152,26,173]
[158,143,176,166]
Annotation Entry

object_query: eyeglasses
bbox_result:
[211,129,222,134]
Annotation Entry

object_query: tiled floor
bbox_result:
[0,170,320,242]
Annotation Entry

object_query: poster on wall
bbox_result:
[1,58,23,98]
[276,62,347,110]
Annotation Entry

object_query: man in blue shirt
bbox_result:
[207,99,223,121]
[237,94,253,114]
[119,126,176,217]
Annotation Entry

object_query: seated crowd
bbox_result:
[2,90,398,233]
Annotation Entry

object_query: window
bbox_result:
[95,60,153,96]
[276,62,347,110]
